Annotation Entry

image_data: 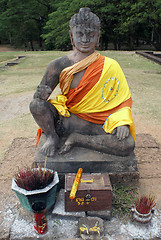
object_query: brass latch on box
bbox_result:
[85,190,91,202]
[81,178,93,183]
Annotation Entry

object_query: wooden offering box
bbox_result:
[65,173,112,212]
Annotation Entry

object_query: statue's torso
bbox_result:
[70,69,86,89]
[58,52,89,89]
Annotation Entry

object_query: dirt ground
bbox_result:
[0,45,161,237]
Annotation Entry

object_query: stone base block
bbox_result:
[34,133,139,185]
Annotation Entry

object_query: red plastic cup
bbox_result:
[32,202,48,234]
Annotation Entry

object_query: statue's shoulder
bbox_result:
[47,55,73,75]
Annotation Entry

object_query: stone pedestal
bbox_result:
[34,133,139,185]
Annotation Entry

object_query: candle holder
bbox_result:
[32,202,48,234]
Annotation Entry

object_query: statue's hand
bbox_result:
[34,85,52,100]
[112,125,129,140]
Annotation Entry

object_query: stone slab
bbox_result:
[138,161,161,179]
[34,134,139,185]
[135,148,161,164]
[6,192,161,239]
[87,210,111,220]
[136,51,161,65]
[78,217,104,240]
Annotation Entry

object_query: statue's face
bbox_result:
[70,25,100,53]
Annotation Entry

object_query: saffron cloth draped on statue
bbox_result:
[48,53,135,140]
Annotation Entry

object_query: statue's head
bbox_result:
[69,8,100,53]
[69,8,100,31]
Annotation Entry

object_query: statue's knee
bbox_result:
[125,135,135,152]
[29,98,46,115]
[118,135,135,156]
[29,99,37,114]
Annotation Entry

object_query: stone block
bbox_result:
[78,217,104,240]
[34,134,139,185]
[87,210,111,220]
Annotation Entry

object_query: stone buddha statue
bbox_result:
[30,8,135,157]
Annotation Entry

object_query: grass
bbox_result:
[0,51,67,97]
[0,52,19,63]
[112,185,137,219]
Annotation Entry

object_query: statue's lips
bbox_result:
[80,44,89,48]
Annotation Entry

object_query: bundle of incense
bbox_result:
[69,168,83,200]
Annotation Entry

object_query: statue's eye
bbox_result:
[76,32,83,37]
[86,32,95,38]
[90,33,95,37]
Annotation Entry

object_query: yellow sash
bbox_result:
[49,94,70,117]
[103,107,135,140]
[69,57,131,113]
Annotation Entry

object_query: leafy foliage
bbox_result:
[0,0,53,49]
[0,0,161,50]
[43,0,72,50]
[15,167,55,191]
[42,0,161,50]
[117,0,161,50]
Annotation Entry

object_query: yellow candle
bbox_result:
[69,168,83,200]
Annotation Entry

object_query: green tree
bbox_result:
[0,0,9,43]
[0,0,52,49]
[42,0,72,50]
[42,0,131,50]
[42,0,97,50]
[117,0,161,50]
[1,0,160,50]
[43,0,161,51]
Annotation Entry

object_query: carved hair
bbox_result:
[69,8,100,30]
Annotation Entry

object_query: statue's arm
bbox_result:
[33,57,69,100]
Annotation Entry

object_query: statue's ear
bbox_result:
[69,29,75,47]
[96,30,100,48]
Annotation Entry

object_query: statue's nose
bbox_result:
[82,34,89,42]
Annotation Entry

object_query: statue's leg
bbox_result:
[29,98,59,157]
[59,132,135,156]
[59,114,135,156]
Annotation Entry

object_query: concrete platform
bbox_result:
[34,133,139,185]
[8,189,161,240]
